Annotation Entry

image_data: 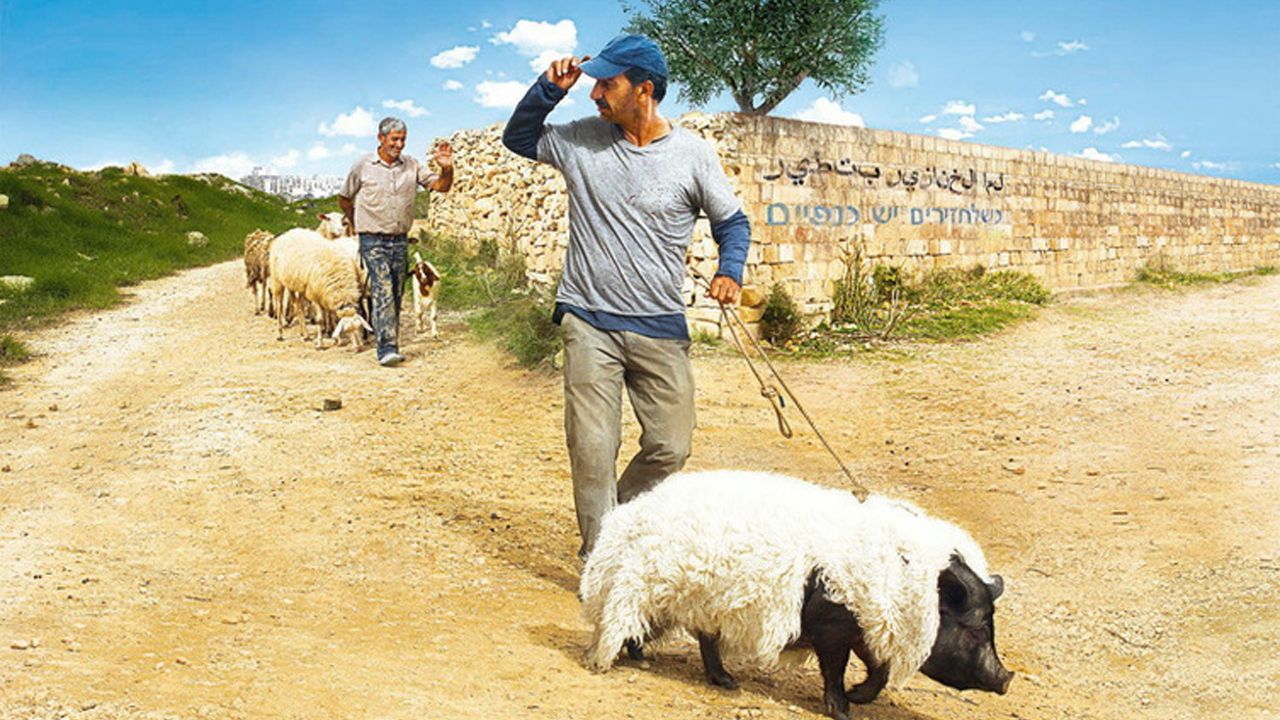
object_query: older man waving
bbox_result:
[339,116,453,366]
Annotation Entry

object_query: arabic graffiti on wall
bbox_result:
[760,155,1005,194]
[764,203,1006,227]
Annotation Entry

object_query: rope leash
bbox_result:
[690,269,870,502]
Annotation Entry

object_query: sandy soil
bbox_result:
[1,261,1277,720]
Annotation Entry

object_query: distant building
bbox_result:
[240,167,343,201]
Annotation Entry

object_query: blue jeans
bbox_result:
[358,233,409,358]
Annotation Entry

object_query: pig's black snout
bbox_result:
[997,670,1013,694]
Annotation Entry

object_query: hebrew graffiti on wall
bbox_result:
[764,203,1006,227]
[760,155,1005,194]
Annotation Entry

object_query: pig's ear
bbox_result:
[938,555,986,610]
[987,574,1005,601]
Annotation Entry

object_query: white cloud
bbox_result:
[918,114,937,124]
[1079,98,1088,105]
[1093,117,1120,135]
[1121,134,1172,151]
[1039,90,1074,107]
[307,143,331,161]
[481,19,492,29]
[793,97,865,127]
[475,80,531,109]
[942,100,975,116]
[982,111,1024,123]
[958,115,984,133]
[191,151,256,178]
[888,60,919,88]
[492,19,577,59]
[1032,40,1091,57]
[443,80,464,91]
[528,49,567,74]
[318,106,377,137]
[430,45,479,69]
[340,143,359,156]
[1034,109,1055,121]
[383,98,430,117]
[1021,30,1036,42]
[269,149,300,171]
[1193,160,1235,172]
[938,128,973,141]
[1271,162,1280,169]
[84,160,124,171]
[1182,151,1192,159]
[151,159,175,175]
[1078,147,1118,163]
[1070,115,1093,133]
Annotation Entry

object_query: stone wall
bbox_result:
[416,113,1280,335]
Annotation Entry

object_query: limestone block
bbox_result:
[688,317,722,339]
[735,305,765,323]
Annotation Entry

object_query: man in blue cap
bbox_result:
[503,34,751,560]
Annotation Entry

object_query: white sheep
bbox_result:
[327,235,370,345]
[315,211,353,240]
[242,229,274,316]
[268,228,370,350]
[580,470,1012,720]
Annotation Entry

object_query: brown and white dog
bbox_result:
[409,249,441,338]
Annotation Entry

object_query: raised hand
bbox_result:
[545,55,591,92]
[433,141,453,170]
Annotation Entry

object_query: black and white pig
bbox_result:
[579,470,1013,720]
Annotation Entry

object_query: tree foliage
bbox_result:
[624,0,885,115]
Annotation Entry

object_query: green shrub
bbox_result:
[1136,259,1275,288]
[468,290,562,369]
[416,231,562,369]
[829,244,915,339]
[0,335,31,387]
[760,283,806,346]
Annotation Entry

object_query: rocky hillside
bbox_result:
[0,156,309,334]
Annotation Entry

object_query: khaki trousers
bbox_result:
[561,313,695,558]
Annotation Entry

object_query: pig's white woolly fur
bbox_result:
[579,470,995,690]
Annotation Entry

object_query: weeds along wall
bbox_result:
[417,113,1280,332]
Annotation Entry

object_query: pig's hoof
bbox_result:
[824,694,850,720]
[848,681,882,705]
[707,670,739,690]
[624,639,645,661]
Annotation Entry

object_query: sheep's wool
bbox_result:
[580,470,994,689]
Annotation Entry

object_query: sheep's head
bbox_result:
[316,212,348,238]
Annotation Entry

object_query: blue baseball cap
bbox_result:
[579,34,669,80]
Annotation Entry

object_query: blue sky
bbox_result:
[2,0,1277,183]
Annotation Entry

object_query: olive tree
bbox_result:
[624,0,885,115]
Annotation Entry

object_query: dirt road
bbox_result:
[1,261,1277,720]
